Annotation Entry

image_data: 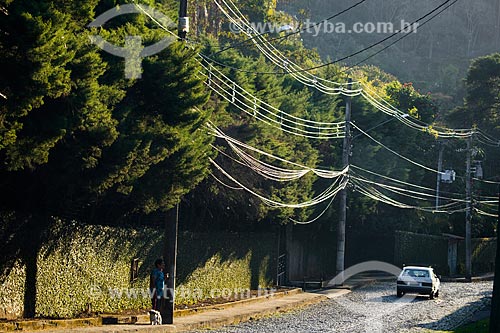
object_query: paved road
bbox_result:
[189,281,492,333]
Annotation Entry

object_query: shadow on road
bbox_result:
[417,292,491,331]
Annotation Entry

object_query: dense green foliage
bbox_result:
[0,0,212,224]
[1,0,496,241]
[181,0,500,240]
[279,0,500,106]
[0,219,275,318]
[0,0,499,319]
[454,319,489,333]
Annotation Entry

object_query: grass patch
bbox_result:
[425,319,489,333]
[454,318,489,333]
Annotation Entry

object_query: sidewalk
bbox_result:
[5,272,491,333]
[0,274,394,333]
[11,290,331,333]
[3,273,385,333]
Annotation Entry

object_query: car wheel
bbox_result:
[397,289,404,298]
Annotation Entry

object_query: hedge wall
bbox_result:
[0,219,276,319]
[395,231,497,276]
[0,260,25,319]
[458,238,497,274]
[394,231,449,274]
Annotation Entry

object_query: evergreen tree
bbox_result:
[0,0,212,224]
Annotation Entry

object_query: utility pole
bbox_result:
[161,0,188,323]
[163,204,179,324]
[465,136,472,282]
[435,142,444,210]
[336,78,353,284]
[178,0,189,40]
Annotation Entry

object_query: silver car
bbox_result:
[396,266,440,299]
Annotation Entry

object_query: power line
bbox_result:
[209,0,456,75]
[212,0,368,56]
[208,123,348,179]
[136,0,500,147]
[350,121,441,174]
[346,0,459,69]
[351,176,468,214]
[351,164,469,200]
[198,61,347,139]
[210,157,349,208]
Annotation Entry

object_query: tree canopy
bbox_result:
[1,0,498,236]
[0,0,212,225]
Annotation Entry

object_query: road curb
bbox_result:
[172,292,328,332]
[0,318,101,332]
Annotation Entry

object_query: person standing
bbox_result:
[150,258,165,310]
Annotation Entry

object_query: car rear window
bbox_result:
[403,269,430,278]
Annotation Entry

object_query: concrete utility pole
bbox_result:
[178,0,189,40]
[336,78,353,284]
[465,136,472,282]
[163,204,179,324]
[435,142,444,210]
[161,0,188,324]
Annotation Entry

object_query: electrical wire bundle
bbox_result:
[210,0,363,96]
[132,1,500,220]
[208,0,500,146]
[198,61,346,139]
[207,122,349,181]
[350,165,468,214]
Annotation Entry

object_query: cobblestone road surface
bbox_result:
[190,281,492,333]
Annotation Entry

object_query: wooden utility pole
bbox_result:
[336,78,353,284]
[465,136,472,282]
[489,188,500,333]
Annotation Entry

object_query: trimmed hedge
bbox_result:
[394,231,448,274]
[458,238,497,274]
[395,231,497,276]
[0,219,276,319]
[0,260,25,319]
